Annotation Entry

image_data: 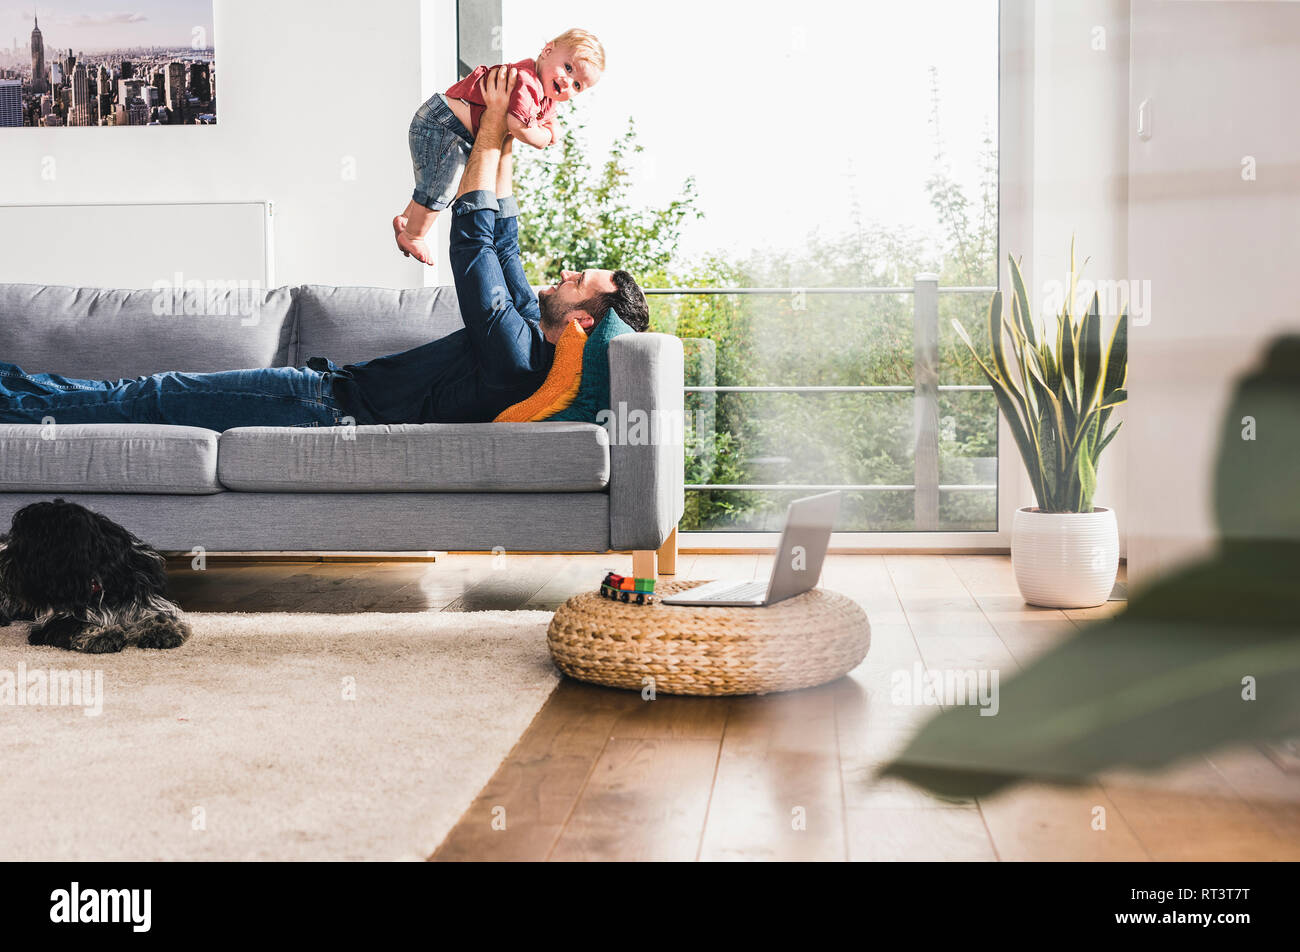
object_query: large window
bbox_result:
[504,0,1000,532]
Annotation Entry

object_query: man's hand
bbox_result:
[540,116,562,147]
[507,116,552,150]
[478,66,518,123]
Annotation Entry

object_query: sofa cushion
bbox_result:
[293,285,465,366]
[217,422,610,492]
[545,310,636,424]
[495,319,587,422]
[0,284,294,380]
[0,424,222,494]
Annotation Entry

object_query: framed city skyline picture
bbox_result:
[0,2,216,128]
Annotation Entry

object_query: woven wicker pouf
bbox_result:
[547,580,871,696]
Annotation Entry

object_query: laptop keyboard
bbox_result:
[695,581,768,602]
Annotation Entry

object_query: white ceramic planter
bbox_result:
[1011,507,1119,608]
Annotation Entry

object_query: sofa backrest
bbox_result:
[291,285,464,366]
[0,283,471,378]
[0,283,294,379]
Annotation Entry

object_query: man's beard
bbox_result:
[539,292,579,336]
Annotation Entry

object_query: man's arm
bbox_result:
[454,67,515,201]
[492,136,542,323]
[448,68,546,383]
[496,133,514,199]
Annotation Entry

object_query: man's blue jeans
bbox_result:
[0,361,345,432]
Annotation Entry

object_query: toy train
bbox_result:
[600,572,656,604]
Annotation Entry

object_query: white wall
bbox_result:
[0,0,456,290]
[1126,0,1300,586]
[1002,0,1132,553]
[1032,0,1131,553]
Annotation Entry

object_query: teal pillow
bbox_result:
[544,309,635,423]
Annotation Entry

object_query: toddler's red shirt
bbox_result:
[444,58,558,138]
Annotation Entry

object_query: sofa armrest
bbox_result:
[606,333,685,551]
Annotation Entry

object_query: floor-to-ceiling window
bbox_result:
[501,0,1000,534]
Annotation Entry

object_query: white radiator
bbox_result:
[0,200,275,290]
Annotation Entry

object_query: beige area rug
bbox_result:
[0,611,559,861]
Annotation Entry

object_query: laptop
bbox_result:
[662,492,841,607]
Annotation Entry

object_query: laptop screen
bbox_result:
[764,492,842,604]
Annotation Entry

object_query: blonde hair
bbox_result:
[551,28,605,73]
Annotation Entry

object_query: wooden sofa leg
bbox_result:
[632,549,656,579]
[656,527,678,576]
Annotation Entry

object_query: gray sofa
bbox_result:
[0,283,685,569]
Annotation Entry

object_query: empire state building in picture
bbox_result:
[30,12,48,95]
[9,2,217,128]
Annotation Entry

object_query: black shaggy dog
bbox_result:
[0,499,191,654]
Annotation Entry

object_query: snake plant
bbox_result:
[952,241,1128,513]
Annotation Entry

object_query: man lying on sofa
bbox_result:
[0,67,649,432]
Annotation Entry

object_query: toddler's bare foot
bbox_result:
[392,215,411,257]
[396,230,435,266]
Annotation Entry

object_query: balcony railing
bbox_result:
[645,276,998,530]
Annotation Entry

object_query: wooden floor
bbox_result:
[167,553,1300,862]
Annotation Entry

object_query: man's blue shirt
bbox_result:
[324,191,554,424]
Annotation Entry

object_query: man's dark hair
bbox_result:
[584,270,650,332]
